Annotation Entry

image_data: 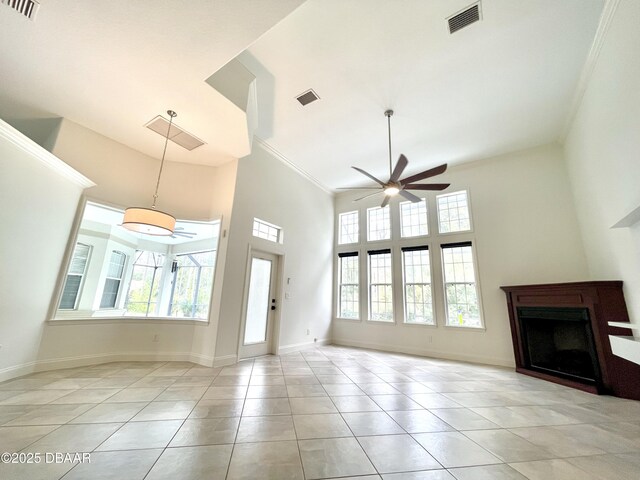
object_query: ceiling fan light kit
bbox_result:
[345,110,451,207]
[122,110,177,236]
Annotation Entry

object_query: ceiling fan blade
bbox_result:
[354,190,383,202]
[403,183,450,191]
[381,195,391,208]
[336,187,380,190]
[400,163,448,185]
[390,154,408,183]
[352,166,385,186]
[399,190,422,203]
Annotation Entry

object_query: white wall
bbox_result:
[35,119,238,368]
[214,143,334,363]
[0,121,87,380]
[564,0,640,323]
[333,144,590,367]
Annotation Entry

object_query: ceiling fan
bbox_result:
[340,110,450,207]
[170,226,197,240]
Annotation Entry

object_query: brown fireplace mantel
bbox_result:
[501,281,640,400]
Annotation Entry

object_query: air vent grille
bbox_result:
[448,2,481,34]
[1,0,39,20]
[296,89,320,106]
[145,116,205,151]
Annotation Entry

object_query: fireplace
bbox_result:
[501,281,640,399]
[517,307,601,386]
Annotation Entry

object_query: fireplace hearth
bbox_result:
[501,282,640,399]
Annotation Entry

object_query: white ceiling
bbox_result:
[0,0,305,165]
[246,0,604,189]
[0,0,604,190]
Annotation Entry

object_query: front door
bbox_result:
[240,252,278,358]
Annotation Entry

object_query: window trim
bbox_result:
[367,248,394,323]
[435,188,474,236]
[252,217,283,244]
[58,242,92,310]
[399,198,430,239]
[336,251,360,320]
[337,210,360,245]
[366,205,392,243]
[401,245,436,326]
[440,240,485,329]
[99,250,127,310]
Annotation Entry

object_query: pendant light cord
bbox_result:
[152,110,176,209]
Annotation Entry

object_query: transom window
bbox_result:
[402,246,434,325]
[400,199,428,238]
[337,252,359,319]
[368,249,393,322]
[99,251,126,309]
[437,190,471,233]
[252,218,282,243]
[338,211,359,244]
[442,242,481,327]
[367,206,391,241]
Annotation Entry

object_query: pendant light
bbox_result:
[122,110,177,236]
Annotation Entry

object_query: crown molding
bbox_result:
[559,0,621,142]
[253,136,333,195]
[0,118,95,188]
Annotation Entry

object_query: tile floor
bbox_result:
[0,345,639,479]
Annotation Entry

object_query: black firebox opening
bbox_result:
[517,307,602,386]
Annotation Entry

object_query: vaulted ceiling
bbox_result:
[0,0,604,190]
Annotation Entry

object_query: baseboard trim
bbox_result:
[0,351,214,382]
[331,338,515,368]
[278,338,331,355]
[213,354,238,367]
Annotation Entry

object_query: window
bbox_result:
[367,206,391,241]
[252,218,281,243]
[338,211,359,244]
[125,251,165,316]
[59,243,91,309]
[169,250,216,319]
[400,199,428,237]
[442,242,481,327]
[368,249,393,321]
[402,246,434,324]
[100,251,126,309]
[338,252,359,319]
[437,190,471,233]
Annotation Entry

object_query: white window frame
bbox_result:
[440,241,484,329]
[435,189,473,235]
[337,252,360,319]
[99,250,127,309]
[337,210,359,245]
[401,245,435,326]
[252,218,283,243]
[59,242,92,310]
[168,250,216,319]
[399,198,429,238]
[124,250,165,317]
[367,249,394,323]
[366,205,391,242]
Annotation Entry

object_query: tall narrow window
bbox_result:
[59,243,91,309]
[338,211,359,244]
[125,251,164,316]
[442,242,481,327]
[400,199,428,238]
[100,251,126,309]
[367,206,391,241]
[169,250,216,319]
[402,246,434,324]
[368,249,393,322]
[338,252,359,319]
[437,190,471,233]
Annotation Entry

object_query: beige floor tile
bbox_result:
[96,420,183,451]
[509,425,607,457]
[104,388,164,403]
[430,408,499,430]
[146,445,233,480]
[130,400,196,421]
[236,415,296,443]
[342,411,404,435]
[203,386,247,399]
[246,385,288,398]
[462,429,555,462]
[382,471,454,480]
[286,385,327,397]
[227,440,303,480]
[289,396,337,414]
[6,404,94,426]
[0,458,76,480]
[0,425,58,452]
[388,410,454,433]
[242,398,291,416]
[358,434,441,473]
[293,413,352,439]
[212,375,250,386]
[189,398,244,418]
[299,437,376,479]
[69,402,148,424]
[0,389,74,405]
[154,386,207,401]
[170,417,240,446]
[566,453,640,480]
[359,383,401,395]
[284,375,320,385]
[250,375,285,386]
[410,393,462,409]
[51,389,121,404]
[413,432,501,468]
[509,459,601,480]
[24,422,122,453]
[449,464,528,479]
[332,395,382,412]
[370,394,423,411]
[324,384,366,396]
[62,448,162,480]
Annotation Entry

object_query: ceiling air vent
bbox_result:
[1,0,39,20]
[296,89,320,106]
[145,116,205,151]
[447,2,481,34]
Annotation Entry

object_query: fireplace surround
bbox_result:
[501,281,640,400]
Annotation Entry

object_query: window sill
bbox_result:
[402,322,438,328]
[335,317,362,322]
[443,324,486,331]
[365,319,396,325]
[48,316,209,325]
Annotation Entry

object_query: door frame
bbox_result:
[237,244,285,360]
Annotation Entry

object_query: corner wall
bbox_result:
[564,0,640,323]
[333,144,590,367]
